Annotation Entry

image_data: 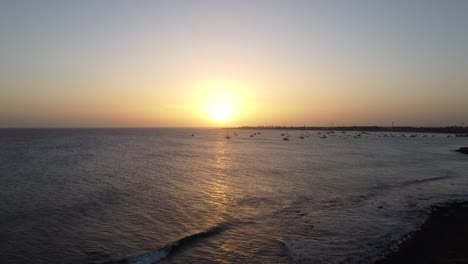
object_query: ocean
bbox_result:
[0,128,467,263]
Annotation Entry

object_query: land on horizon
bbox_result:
[234,125,468,134]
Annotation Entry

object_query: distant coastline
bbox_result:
[234,126,468,134]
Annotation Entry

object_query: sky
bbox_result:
[1,0,467,127]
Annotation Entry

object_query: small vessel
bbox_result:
[225,135,231,139]
[299,129,305,139]
[283,137,289,141]
[456,147,468,154]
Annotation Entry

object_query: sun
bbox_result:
[202,88,239,123]
[195,79,252,124]
[209,103,235,122]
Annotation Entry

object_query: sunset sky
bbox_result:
[1,1,467,128]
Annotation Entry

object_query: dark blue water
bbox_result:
[1,128,467,263]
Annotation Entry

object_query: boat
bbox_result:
[456,147,468,154]
[299,128,305,139]
[283,137,289,141]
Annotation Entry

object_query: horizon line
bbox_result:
[0,125,466,129]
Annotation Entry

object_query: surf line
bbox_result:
[103,223,228,264]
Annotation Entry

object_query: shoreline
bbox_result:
[376,201,468,264]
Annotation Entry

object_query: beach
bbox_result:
[377,201,468,264]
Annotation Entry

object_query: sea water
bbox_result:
[1,128,467,263]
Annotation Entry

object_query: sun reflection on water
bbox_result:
[208,139,231,220]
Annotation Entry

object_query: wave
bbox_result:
[271,173,456,216]
[371,173,453,192]
[277,240,296,264]
[100,223,227,264]
[401,175,453,186]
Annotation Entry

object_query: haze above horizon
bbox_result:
[1,1,467,128]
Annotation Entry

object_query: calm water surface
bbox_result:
[1,128,467,263]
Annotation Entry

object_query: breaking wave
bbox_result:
[100,223,227,264]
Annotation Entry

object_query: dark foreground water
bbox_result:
[0,128,467,264]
